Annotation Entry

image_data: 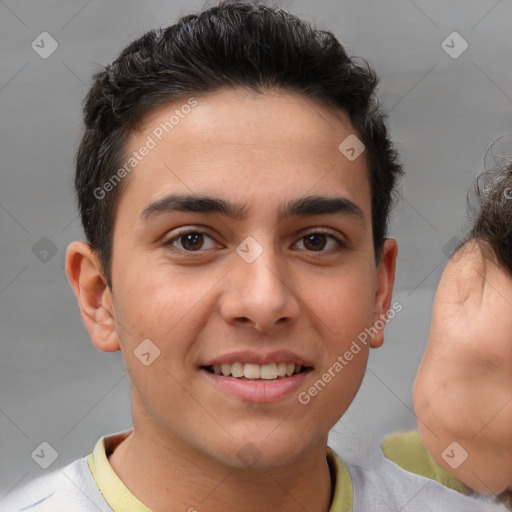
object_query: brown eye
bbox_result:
[180,232,204,251]
[295,231,346,253]
[164,231,218,252]
[303,233,327,251]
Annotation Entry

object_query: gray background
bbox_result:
[1,0,511,500]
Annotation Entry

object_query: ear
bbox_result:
[65,241,120,352]
[370,238,398,348]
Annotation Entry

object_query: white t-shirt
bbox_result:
[1,430,509,512]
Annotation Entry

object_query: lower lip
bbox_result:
[200,368,312,402]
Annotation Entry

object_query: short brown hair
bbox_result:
[465,160,512,274]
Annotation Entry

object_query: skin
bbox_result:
[65,88,397,512]
[414,240,512,495]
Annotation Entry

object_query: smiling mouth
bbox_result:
[202,362,311,380]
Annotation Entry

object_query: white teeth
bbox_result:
[260,363,277,380]
[221,363,231,377]
[230,362,244,378]
[209,362,305,379]
[243,363,261,379]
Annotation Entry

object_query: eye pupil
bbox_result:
[304,234,326,251]
[181,232,203,250]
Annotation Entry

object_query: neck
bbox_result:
[107,425,334,512]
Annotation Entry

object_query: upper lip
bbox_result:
[201,350,314,367]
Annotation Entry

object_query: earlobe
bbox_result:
[370,238,398,348]
[65,241,120,353]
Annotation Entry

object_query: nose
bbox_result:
[219,243,300,332]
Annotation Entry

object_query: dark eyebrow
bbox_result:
[140,194,248,221]
[280,195,365,224]
[140,194,365,225]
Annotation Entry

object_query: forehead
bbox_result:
[118,88,371,221]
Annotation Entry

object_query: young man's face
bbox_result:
[68,88,397,468]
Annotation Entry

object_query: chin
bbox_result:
[210,435,312,470]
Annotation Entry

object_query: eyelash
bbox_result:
[162,228,347,254]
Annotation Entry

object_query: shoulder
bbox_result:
[380,431,512,510]
[336,431,509,511]
[0,456,111,512]
[381,430,470,494]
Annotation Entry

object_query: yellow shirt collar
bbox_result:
[87,430,353,512]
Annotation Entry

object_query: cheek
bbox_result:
[112,263,227,395]
[115,261,212,335]
[300,263,376,341]
[296,264,375,412]
[112,269,207,419]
